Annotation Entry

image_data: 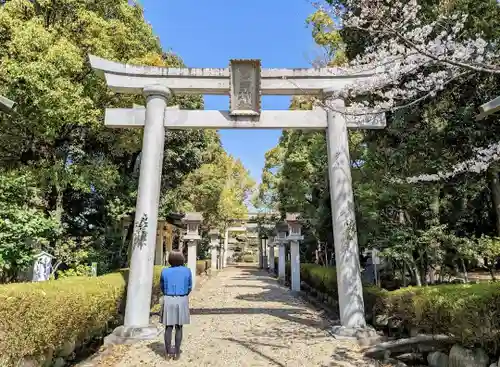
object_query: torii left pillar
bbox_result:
[106,85,170,343]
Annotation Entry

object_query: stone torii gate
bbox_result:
[89,55,385,341]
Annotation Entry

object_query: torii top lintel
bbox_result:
[88,55,381,96]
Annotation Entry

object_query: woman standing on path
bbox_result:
[159,250,192,360]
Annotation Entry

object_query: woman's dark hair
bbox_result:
[168,250,185,267]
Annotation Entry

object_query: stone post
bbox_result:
[208,229,219,271]
[325,98,366,329]
[286,213,303,293]
[182,212,203,291]
[258,234,263,269]
[262,237,268,270]
[187,240,197,288]
[278,242,286,281]
[276,221,288,282]
[154,226,163,266]
[223,229,229,268]
[290,241,300,291]
[124,85,170,330]
[268,237,275,273]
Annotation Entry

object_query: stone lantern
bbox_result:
[208,229,220,271]
[182,212,203,289]
[286,213,303,292]
[275,221,288,282]
[286,212,304,241]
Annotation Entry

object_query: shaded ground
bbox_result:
[78,265,381,367]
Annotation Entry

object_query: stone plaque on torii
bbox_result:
[89,55,385,344]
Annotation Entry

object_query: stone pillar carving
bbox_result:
[182,212,203,290]
[124,85,170,329]
[326,99,366,329]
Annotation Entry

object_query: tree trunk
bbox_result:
[489,165,500,236]
[414,266,422,286]
[408,261,422,286]
[460,258,469,283]
[489,266,497,281]
[419,252,428,286]
[403,262,408,287]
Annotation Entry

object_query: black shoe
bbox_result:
[165,346,175,359]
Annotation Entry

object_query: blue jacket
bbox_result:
[160,266,192,296]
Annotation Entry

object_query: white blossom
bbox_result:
[309,0,500,182]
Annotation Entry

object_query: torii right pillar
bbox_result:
[324,94,374,338]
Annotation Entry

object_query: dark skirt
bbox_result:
[160,295,190,326]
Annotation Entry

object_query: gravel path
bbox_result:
[82,265,379,367]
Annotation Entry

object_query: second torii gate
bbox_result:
[89,55,385,342]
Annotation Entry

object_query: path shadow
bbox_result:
[191,307,330,339]
[147,341,165,358]
[225,284,281,289]
[222,337,286,367]
[328,346,376,367]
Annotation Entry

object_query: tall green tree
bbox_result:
[0,0,217,276]
[258,0,500,283]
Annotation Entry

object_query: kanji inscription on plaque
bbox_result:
[229,59,261,116]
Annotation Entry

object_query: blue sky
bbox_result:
[142,0,317,184]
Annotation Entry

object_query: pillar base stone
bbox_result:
[104,324,162,346]
[329,325,383,347]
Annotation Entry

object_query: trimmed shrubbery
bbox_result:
[298,263,500,354]
[0,266,163,365]
[378,283,500,353]
[196,259,211,275]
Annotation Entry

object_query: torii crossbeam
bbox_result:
[89,54,385,344]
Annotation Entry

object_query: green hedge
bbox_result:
[298,263,384,317]
[298,263,500,354]
[378,283,500,353]
[0,266,163,365]
[196,259,211,275]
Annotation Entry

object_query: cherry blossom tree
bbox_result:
[309,0,500,182]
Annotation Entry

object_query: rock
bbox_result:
[428,351,449,367]
[58,340,75,358]
[52,357,65,367]
[489,363,497,367]
[410,327,420,337]
[388,318,402,328]
[449,345,489,367]
[19,358,39,367]
[396,352,425,364]
[374,314,389,326]
[41,348,54,367]
[385,357,408,367]
[363,334,453,360]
